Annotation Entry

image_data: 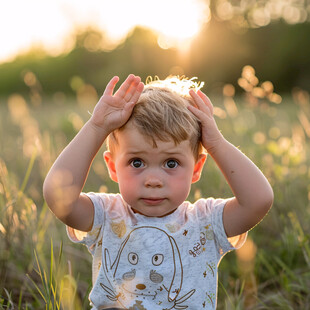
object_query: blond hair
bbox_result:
[107,76,204,160]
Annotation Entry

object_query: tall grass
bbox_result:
[1,67,309,309]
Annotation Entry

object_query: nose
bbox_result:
[144,173,163,188]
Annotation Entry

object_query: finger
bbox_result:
[189,89,207,109]
[187,104,205,121]
[189,90,213,115]
[114,74,136,98]
[123,101,136,114]
[125,81,144,103]
[197,90,213,113]
[123,76,142,101]
[103,76,119,96]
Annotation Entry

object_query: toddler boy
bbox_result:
[43,74,273,309]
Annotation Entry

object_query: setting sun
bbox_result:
[101,0,210,49]
[0,0,209,63]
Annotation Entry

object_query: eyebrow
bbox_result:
[162,150,186,156]
[125,149,187,157]
[125,149,147,155]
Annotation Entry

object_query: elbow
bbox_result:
[245,184,274,222]
[42,176,79,223]
[42,178,50,206]
[42,176,62,213]
[265,185,274,209]
[258,185,274,217]
[43,178,56,212]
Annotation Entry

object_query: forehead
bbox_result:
[115,123,193,156]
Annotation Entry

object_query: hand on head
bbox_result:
[90,74,144,134]
[188,89,223,154]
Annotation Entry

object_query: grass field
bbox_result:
[0,80,310,309]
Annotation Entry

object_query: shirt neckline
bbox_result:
[127,203,184,224]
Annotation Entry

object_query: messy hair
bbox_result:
[107,76,204,160]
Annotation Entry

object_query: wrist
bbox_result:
[204,134,227,156]
[85,119,110,144]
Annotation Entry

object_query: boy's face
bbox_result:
[105,123,206,217]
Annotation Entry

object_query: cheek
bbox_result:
[117,170,140,202]
[167,173,192,199]
[170,178,191,191]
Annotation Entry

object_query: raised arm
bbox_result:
[188,90,273,237]
[43,74,144,231]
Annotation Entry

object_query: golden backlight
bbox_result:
[0,0,209,63]
[104,0,210,49]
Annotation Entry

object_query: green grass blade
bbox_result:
[26,274,47,303]
[18,288,23,309]
[50,239,54,294]
[34,249,49,298]
[219,280,234,307]
[58,241,63,267]
[18,147,37,195]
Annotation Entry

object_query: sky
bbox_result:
[0,0,209,63]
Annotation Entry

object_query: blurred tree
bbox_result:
[187,18,310,93]
[0,2,310,99]
[212,0,310,27]
[0,27,178,98]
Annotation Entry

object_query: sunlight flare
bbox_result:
[0,0,209,62]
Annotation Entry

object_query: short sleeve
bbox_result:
[66,192,105,256]
[209,198,247,257]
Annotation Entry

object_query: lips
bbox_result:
[141,198,165,205]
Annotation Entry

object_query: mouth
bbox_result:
[141,198,166,205]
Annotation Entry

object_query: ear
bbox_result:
[104,151,118,183]
[192,153,207,183]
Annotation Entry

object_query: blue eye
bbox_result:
[130,159,144,168]
[165,159,179,169]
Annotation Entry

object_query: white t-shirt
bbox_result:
[67,193,247,310]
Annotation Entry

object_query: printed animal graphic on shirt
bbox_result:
[100,226,195,309]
